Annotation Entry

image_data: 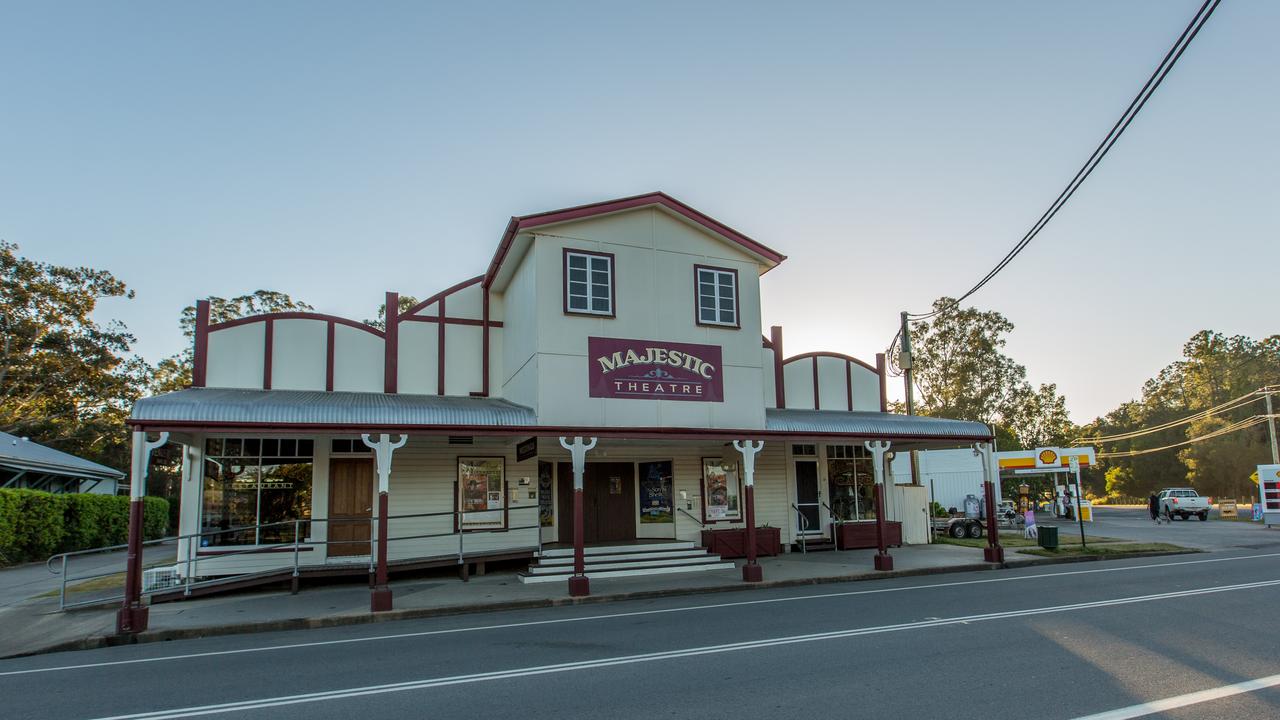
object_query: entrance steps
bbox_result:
[518,541,735,584]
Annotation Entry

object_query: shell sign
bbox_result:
[1038,449,1059,466]
[588,336,724,402]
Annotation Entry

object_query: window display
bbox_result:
[638,460,673,523]
[458,457,505,530]
[827,444,875,521]
[702,458,741,521]
[201,438,313,546]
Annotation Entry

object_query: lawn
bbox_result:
[1019,542,1191,558]
[936,531,1121,549]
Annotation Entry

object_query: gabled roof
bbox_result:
[0,431,124,481]
[484,192,786,290]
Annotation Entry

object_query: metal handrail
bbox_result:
[46,505,543,611]
[791,503,811,554]
[676,508,705,527]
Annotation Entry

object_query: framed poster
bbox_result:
[458,457,505,530]
[702,458,741,522]
[538,461,554,527]
[638,460,673,524]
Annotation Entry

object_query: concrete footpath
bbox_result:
[0,540,1197,659]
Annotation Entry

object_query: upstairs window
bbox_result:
[695,265,738,327]
[564,249,614,316]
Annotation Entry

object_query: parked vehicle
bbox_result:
[1158,488,1210,521]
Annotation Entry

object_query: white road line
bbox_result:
[3,551,1277,678]
[81,579,1280,720]
[1073,673,1280,719]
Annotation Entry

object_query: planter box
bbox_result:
[833,520,902,550]
[700,527,782,559]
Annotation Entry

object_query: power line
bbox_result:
[904,0,1223,324]
[1097,415,1273,459]
[1074,389,1265,444]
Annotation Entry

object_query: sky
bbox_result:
[2,1,1276,423]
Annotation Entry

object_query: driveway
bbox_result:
[1045,505,1280,551]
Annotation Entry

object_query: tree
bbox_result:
[363,295,420,331]
[0,241,147,470]
[150,291,313,394]
[908,297,1075,449]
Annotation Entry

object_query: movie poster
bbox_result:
[458,457,504,530]
[638,460,673,524]
[702,458,740,521]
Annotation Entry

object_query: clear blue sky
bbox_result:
[2,1,1275,423]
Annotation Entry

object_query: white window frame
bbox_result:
[696,266,738,327]
[564,250,614,316]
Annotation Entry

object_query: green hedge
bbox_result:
[0,489,169,566]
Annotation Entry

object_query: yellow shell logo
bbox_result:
[1275,470,1280,479]
[1039,449,1059,465]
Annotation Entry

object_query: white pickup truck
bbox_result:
[1158,488,1210,521]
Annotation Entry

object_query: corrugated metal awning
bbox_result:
[765,409,991,442]
[131,388,538,430]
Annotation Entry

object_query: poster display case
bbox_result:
[458,457,505,530]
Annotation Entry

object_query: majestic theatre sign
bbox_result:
[588,336,724,402]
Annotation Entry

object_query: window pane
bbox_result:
[262,439,279,457]
[590,257,608,272]
[569,267,587,282]
[569,295,588,310]
[205,438,222,456]
[699,282,715,297]
[591,283,609,299]
[223,438,242,457]
[257,462,313,544]
[700,307,717,322]
[298,439,313,456]
[569,281,587,297]
[591,270,609,285]
[202,460,258,546]
[591,297,610,312]
[568,254,586,269]
[280,438,296,457]
[720,309,735,323]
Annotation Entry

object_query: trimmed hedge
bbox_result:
[0,489,169,566]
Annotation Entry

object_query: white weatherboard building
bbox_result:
[119,192,992,626]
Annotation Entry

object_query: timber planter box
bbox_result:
[833,520,902,550]
[700,527,782,559]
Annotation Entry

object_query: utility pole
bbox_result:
[1267,387,1279,465]
[900,312,921,486]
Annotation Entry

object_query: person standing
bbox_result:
[1149,493,1161,524]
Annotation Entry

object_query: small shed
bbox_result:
[0,431,126,495]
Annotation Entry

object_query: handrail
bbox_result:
[676,508,705,527]
[46,505,543,611]
[791,503,810,554]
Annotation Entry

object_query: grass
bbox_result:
[1019,542,1190,558]
[936,532,1121,549]
[37,572,126,598]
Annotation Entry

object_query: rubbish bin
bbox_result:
[1038,525,1059,550]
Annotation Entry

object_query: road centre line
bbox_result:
[3,551,1277,678]
[1073,672,1280,719]
[81,579,1280,720]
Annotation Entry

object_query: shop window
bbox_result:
[792,444,817,457]
[330,438,371,454]
[826,444,875,521]
[702,457,742,522]
[202,438,314,546]
[458,457,506,530]
[695,265,738,327]
[564,249,614,317]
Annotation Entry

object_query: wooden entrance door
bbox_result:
[556,462,637,544]
[328,459,373,556]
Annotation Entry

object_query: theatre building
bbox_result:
[118,192,991,631]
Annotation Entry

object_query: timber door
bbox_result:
[794,460,822,536]
[556,462,637,544]
[328,459,374,556]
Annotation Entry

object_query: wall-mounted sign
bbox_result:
[516,437,538,462]
[588,336,724,402]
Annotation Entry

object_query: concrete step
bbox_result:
[537,541,697,559]
[518,560,737,584]
[532,548,710,567]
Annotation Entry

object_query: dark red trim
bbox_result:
[116,499,147,634]
[561,247,617,318]
[373,491,391,611]
[193,300,210,388]
[197,546,315,556]
[437,297,446,395]
[481,289,491,397]
[401,275,483,319]
[876,353,888,413]
[770,326,785,408]
[761,335,772,349]
[325,321,336,392]
[812,357,820,410]
[845,360,853,412]
[398,315,502,328]
[211,312,385,337]
[692,264,741,329]
[487,192,786,288]
[126,419,994,442]
[262,319,274,390]
[384,292,399,394]
[783,350,878,375]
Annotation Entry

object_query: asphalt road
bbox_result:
[3,549,1279,720]
[1057,506,1280,552]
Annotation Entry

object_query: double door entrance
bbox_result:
[557,462,636,544]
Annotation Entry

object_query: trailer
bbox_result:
[932,501,1020,539]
